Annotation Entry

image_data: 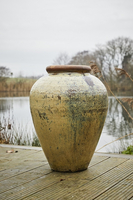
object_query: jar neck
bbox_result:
[46,65,91,74]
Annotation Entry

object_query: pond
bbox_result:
[0,95,133,153]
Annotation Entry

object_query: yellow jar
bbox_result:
[30,65,108,172]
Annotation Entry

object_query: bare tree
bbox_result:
[52,37,133,92]
[92,37,133,90]
[94,37,133,73]
[53,52,70,65]
[0,66,12,82]
[69,51,95,65]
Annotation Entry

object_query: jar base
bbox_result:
[51,166,88,173]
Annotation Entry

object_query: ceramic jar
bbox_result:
[30,65,108,172]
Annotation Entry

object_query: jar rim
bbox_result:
[46,65,91,73]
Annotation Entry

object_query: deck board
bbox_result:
[0,146,133,200]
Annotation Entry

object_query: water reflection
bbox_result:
[105,97,133,138]
[0,96,133,152]
[0,98,13,112]
[96,96,133,152]
[0,97,36,146]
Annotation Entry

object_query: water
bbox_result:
[0,97,36,146]
[0,95,133,153]
[97,96,133,152]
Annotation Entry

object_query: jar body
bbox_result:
[30,72,108,172]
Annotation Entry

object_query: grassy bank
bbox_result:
[0,77,37,93]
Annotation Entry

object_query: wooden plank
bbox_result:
[0,147,46,162]
[0,151,108,182]
[0,164,51,194]
[0,151,48,181]
[0,146,39,158]
[89,155,109,167]
[0,174,60,200]
[0,147,132,200]
[23,159,132,200]
[95,173,133,200]
[0,154,108,191]
[0,154,109,200]
[0,157,128,200]
[0,147,45,171]
[57,159,133,200]
[59,157,127,181]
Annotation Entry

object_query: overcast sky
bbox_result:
[0,0,133,76]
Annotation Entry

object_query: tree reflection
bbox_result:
[105,97,133,139]
[0,99,13,112]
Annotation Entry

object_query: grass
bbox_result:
[0,115,41,147]
[0,77,37,93]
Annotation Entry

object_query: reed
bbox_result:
[90,62,133,153]
[0,115,40,146]
[0,78,37,93]
[115,68,133,82]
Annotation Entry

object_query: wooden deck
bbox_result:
[0,145,133,200]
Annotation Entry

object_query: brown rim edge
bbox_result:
[46,65,91,73]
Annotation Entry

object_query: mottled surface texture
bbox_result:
[30,71,108,172]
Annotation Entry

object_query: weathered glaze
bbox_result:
[30,65,108,172]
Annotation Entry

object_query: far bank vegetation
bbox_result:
[0,77,36,93]
[0,67,41,93]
